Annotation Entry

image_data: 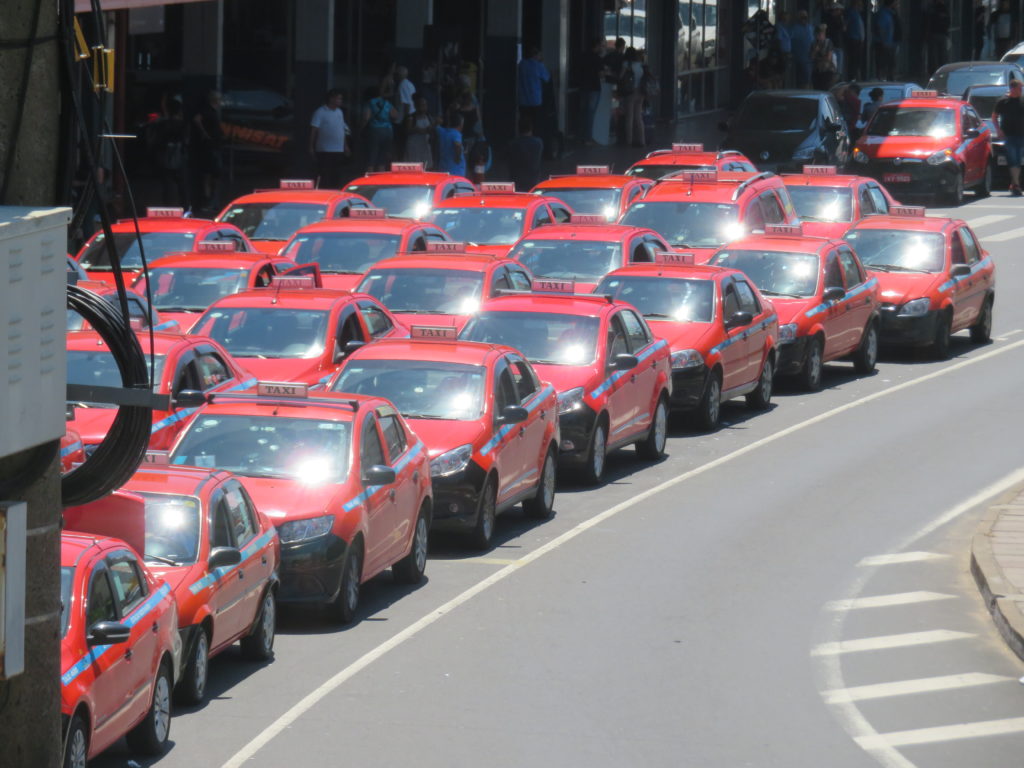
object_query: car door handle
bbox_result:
[124,649,133,660]
[389,489,396,501]
[151,622,158,634]
[517,429,525,439]
[413,471,419,483]
[237,569,244,580]
[629,374,637,383]
[261,556,268,565]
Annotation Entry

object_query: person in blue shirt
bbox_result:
[789,10,814,88]
[872,0,897,81]
[845,0,866,80]
[436,112,465,176]
[773,11,793,86]
[518,46,551,130]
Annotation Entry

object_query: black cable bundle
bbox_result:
[62,285,153,506]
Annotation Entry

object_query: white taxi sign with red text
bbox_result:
[390,162,425,173]
[409,325,459,340]
[890,205,927,217]
[653,251,696,265]
[197,240,237,252]
[764,223,803,236]
[480,182,516,193]
[568,214,607,225]
[802,165,837,176]
[671,170,717,183]
[425,241,469,253]
[576,165,611,175]
[270,275,317,289]
[146,207,185,218]
[672,143,704,152]
[534,279,575,293]
[257,381,309,398]
[910,90,940,98]
[349,207,387,219]
[280,179,315,189]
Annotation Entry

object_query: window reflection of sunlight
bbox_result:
[790,261,814,278]
[458,297,480,313]
[560,344,587,364]
[291,457,332,486]
[722,222,745,241]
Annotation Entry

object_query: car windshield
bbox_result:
[219,203,328,241]
[134,268,249,311]
[358,268,484,314]
[711,250,820,297]
[192,307,330,358]
[79,232,195,270]
[67,351,166,406]
[333,360,486,420]
[734,97,819,131]
[136,492,202,565]
[844,229,945,272]
[509,239,622,281]
[430,207,525,244]
[283,232,402,274]
[539,188,619,218]
[345,184,434,218]
[620,201,740,247]
[866,106,956,137]
[627,163,713,179]
[460,311,600,365]
[786,186,853,222]
[60,566,73,637]
[931,68,1009,96]
[595,276,716,322]
[172,414,352,482]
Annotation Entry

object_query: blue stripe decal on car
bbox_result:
[939,257,991,293]
[151,378,257,434]
[342,441,425,512]
[479,385,555,457]
[60,440,83,458]
[804,277,879,319]
[589,339,668,400]
[153,321,177,331]
[709,314,778,356]
[187,529,278,595]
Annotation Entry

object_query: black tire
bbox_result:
[330,540,363,624]
[799,336,824,391]
[976,162,992,198]
[523,446,557,519]
[469,476,498,549]
[970,296,993,343]
[636,396,668,460]
[852,322,879,374]
[63,714,88,768]
[745,355,774,410]
[692,370,722,431]
[577,418,608,485]
[946,168,965,206]
[393,504,429,583]
[932,311,952,359]
[126,660,172,756]
[240,589,276,661]
[175,627,209,705]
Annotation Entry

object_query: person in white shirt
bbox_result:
[309,88,350,188]
[395,66,417,160]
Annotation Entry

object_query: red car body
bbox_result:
[66,280,171,333]
[781,165,900,239]
[626,145,758,179]
[344,163,477,218]
[531,165,653,220]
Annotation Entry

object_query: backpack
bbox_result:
[618,66,635,96]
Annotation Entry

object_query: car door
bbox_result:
[821,249,848,359]
[219,480,266,627]
[732,278,766,386]
[836,245,872,353]
[758,191,787,226]
[377,407,418,562]
[530,204,552,234]
[505,353,547,496]
[618,309,659,437]
[741,195,767,235]
[601,312,635,440]
[490,357,523,500]
[334,305,369,364]
[856,183,877,221]
[962,107,988,184]
[207,487,251,644]
[953,225,986,328]
[358,411,395,575]
[719,279,752,392]
[105,550,158,731]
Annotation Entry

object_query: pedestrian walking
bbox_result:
[993,79,1024,195]
[405,95,436,168]
[773,12,793,87]
[190,89,224,214]
[790,11,815,88]
[925,0,951,73]
[309,88,350,189]
[872,0,897,81]
[502,116,544,191]
[453,77,482,154]
[810,24,838,90]
[360,80,400,172]
[621,48,646,146]
[394,65,416,159]
[436,112,466,177]
[839,83,862,141]
[992,0,1013,59]
[825,4,847,79]
[518,45,551,134]
[579,37,606,145]
[974,0,988,59]
[845,0,866,80]
[152,96,188,208]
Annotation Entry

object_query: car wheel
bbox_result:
[970,296,993,343]
[578,419,607,485]
[976,162,993,198]
[240,589,276,661]
[636,396,668,460]
[932,311,952,360]
[175,627,209,705]
[852,322,879,374]
[63,714,88,768]
[799,337,824,391]
[330,541,362,624]
[523,446,557,519]
[745,355,774,410]
[692,371,721,431]
[469,476,498,549]
[946,168,965,206]
[393,504,430,583]
[126,660,172,755]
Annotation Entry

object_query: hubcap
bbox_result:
[413,516,428,572]
[153,673,171,743]
[707,380,720,424]
[653,403,667,451]
[261,595,275,652]
[809,345,822,386]
[481,491,495,539]
[69,728,86,768]
[865,328,878,367]
[761,361,773,400]
[541,453,555,509]
[592,426,606,477]
[193,633,208,697]
[345,553,360,611]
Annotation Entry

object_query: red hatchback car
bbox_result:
[344,162,477,218]
[626,144,758,179]
[781,165,899,239]
[531,165,653,220]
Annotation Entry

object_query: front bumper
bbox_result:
[878,304,939,346]
[669,366,708,411]
[776,336,811,376]
[430,461,487,532]
[859,159,959,196]
[277,532,348,604]
[557,404,599,463]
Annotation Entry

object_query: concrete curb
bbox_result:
[970,485,1024,663]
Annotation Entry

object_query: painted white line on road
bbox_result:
[812,630,974,656]
[995,329,1024,341]
[458,556,520,566]
[824,591,955,611]
[858,551,948,566]
[823,673,1012,704]
[222,338,1024,768]
[855,717,1024,749]
[964,214,1013,229]
[978,225,1024,243]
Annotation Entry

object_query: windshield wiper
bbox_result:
[868,264,928,273]
[145,554,179,566]
[760,290,804,299]
[642,312,673,319]
[156,306,203,313]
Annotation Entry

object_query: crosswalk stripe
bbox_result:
[811,629,974,656]
[825,591,956,611]
[979,225,1024,242]
[855,716,1024,748]
[858,551,948,566]
[964,214,1013,229]
[822,673,1012,703]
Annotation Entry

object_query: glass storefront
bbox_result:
[677,0,728,114]
[605,0,648,49]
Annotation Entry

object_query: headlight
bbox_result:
[557,386,585,415]
[792,145,816,160]
[852,149,868,164]
[670,349,703,370]
[430,443,474,477]
[778,323,799,343]
[278,515,334,543]
[926,149,953,166]
[898,297,932,317]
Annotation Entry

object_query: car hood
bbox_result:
[858,135,953,158]
[388,312,469,332]
[250,240,287,255]
[869,270,943,304]
[800,221,851,240]
[645,320,717,353]
[768,296,819,324]
[236,476,343,523]
[145,563,200,598]
[320,273,364,291]
[67,407,117,445]
[528,363,593,395]
[724,128,817,163]
[405,419,489,458]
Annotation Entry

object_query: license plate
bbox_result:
[884,173,912,183]
[998,156,1008,166]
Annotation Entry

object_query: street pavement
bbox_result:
[95,193,1024,768]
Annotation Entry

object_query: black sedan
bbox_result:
[927,61,1024,98]
[965,84,1009,176]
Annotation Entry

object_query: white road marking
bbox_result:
[811,630,974,656]
[824,591,955,611]
[855,717,1024,749]
[995,329,1024,341]
[964,214,1013,229]
[457,556,520,566]
[823,673,1012,704]
[222,338,1024,768]
[858,551,948,566]
[978,225,1024,242]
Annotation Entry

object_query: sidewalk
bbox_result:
[971,484,1024,661]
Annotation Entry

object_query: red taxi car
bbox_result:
[845,206,995,357]
[781,165,899,239]
[710,224,881,390]
[61,428,86,473]
[215,179,373,254]
[344,162,477,218]
[355,251,532,331]
[65,470,280,705]
[75,207,254,285]
[66,329,254,451]
[67,280,170,333]
[507,215,670,292]
[852,90,992,205]
[278,208,452,290]
[59,531,178,765]
[459,285,671,485]
[331,327,559,548]
[531,165,653,220]
[595,253,778,430]
[619,170,800,264]
[626,144,758,179]
[429,183,574,256]
[168,384,432,623]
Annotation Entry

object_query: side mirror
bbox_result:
[334,339,366,363]
[362,464,396,486]
[950,263,971,278]
[823,286,846,302]
[174,389,208,409]
[964,127,980,139]
[725,311,753,329]
[498,404,529,424]
[612,353,639,371]
[87,620,131,646]
[208,546,242,570]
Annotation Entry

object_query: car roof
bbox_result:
[122,466,229,496]
[605,263,734,280]
[435,193,553,208]
[534,174,637,189]
[344,337,507,365]
[209,287,356,309]
[848,214,957,233]
[368,253,511,270]
[348,170,469,185]
[200,389,382,420]
[289,217,426,235]
[66,329,191,353]
[642,171,774,201]
[631,151,723,165]
[477,292,615,316]
[935,61,1017,72]
[224,189,364,205]
[724,232,835,255]
[781,172,866,188]
[145,253,273,269]
[61,531,112,565]
[514,223,652,242]
[109,217,213,234]
[891,95,965,108]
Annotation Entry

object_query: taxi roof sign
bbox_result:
[425,241,468,252]
[910,90,940,97]
[480,182,516,193]
[803,165,837,176]
[670,169,717,183]
[279,179,315,189]
[257,381,309,398]
[410,325,458,340]
[576,165,610,175]
[142,450,170,465]
[197,240,237,252]
[270,275,317,289]
[672,143,704,152]
[533,279,575,294]
[568,214,607,225]
[390,162,424,172]
[764,223,803,236]
[349,207,386,218]
[653,251,696,265]
[146,206,185,218]
[889,205,927,217]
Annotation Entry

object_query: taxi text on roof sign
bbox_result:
[391,162,424,172]
[765,223,803,236]
[890,205,927,216]
[672,169,717,182]
[146,207,185,218]
[410,325,458,339]
[426,241,469,252]
[803,165,837,176]
[653,251,696,265]
[349,207,387,218]
[197,240,237,252]
[534,279,576,294]
[568,214,607,225]
[143,450,170,465]
[279,179,315,189]
[270,275,318,289]
[910,90,940,97]
[480,182,516,193]
[257,381,309,398]
[672,143,704,152]
[576,165,610,175]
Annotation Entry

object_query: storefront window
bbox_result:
[677,0,726,114]
[605,0,648,49]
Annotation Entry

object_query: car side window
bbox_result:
[825,253,844,289]
[424,228,448,242]
[866,184,889,213]
[255,266,274,287]
[491,266,513,294]
[507,355,540,400]
[743,198,766,233]
[222,483,257,548]
[108,553,147,615]
[378,413,408,461]
[86,565,118,626]
[455,182,476,195]
[619,309,651,350]
[532,206,552,228]
[494,364,519,412]
[210,493,235,548]
[359,301,394,338]
[858,185,876,215]
[409,236,427,252]
[759,192,786,225]
[838,249,862,288]
[722,283,741,318]
[195,350,232,390]
[630,240,651,263]
[174,359,201,395]
[951,232,966,264]
[360,414,387,468]
[959,228,981,264]
[734,280,761,314]
[551,205,572,224]
[217,230,248,250]
[337,310,366,350]
[126,297,150,327]
[607,315,630,361]
[509,269,532,291]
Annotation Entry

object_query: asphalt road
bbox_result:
[96,194,1024,768]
